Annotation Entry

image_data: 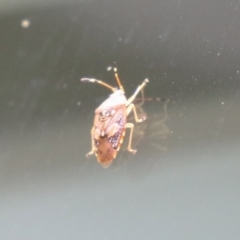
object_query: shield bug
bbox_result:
[81,63,148,168]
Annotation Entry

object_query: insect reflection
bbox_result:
[125,91,171,153]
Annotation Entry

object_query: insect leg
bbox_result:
[86,127,95,158]
[126,79,149,106]
[125,122,137,154]
[113,62,124,92]
[81,78,116,92]
[127,103,146,122]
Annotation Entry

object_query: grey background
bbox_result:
[0,0,240,239]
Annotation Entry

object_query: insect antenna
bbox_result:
[81,78,116,92]
[113,62,125,93]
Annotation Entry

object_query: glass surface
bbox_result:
[0,0,240,239]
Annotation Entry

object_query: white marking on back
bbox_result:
[97,90,127,110]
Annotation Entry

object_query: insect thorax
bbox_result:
[97,90,127,110]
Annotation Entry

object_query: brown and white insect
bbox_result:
[81,63,148,168]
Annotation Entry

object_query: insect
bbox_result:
[81,63,149,168]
